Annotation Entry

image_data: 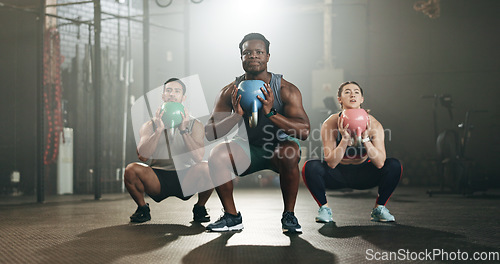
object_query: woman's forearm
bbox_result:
[364,141,386,168]
[324,139,349,168]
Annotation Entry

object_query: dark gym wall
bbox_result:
[326,0,500,185]
[0,0,41,196]
[341,0,500,185]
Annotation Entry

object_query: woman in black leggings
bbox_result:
[302,81,402,223]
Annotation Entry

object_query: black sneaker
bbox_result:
[206,212,243,232]
[130,203,151,223]
[281,211,302,233]
[193,204,210,222]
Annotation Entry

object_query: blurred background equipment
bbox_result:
[413,0,440,19]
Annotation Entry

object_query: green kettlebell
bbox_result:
[161,102,185,129]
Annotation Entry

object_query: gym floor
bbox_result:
[1,186,499,263]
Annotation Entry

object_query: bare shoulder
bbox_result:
[219,81,236,99]
[191,119,205,136]
[323,113,340,129]
[279,78,302,102]
[192,118,203,127]
[368,114,384,130]
[213,81,236,111]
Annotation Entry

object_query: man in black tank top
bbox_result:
[205,33,310,233]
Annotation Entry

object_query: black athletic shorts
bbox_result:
[149,168,193,202]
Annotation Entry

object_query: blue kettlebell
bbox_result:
[161,102,185,129]
[237,80,266,128]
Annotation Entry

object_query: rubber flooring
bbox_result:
[1,186,499,263]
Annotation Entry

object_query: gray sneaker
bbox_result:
[315,205,333,223]
[371,205,395,222]
[206,212,243,232]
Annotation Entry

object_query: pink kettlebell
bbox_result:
[341,109,369,145]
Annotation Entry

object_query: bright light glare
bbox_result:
[213,0,285,35]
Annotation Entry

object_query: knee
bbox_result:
[383,158,402,176]
[275,143,300,166]
[207,145,229,168]
[302,159,324,182]
[124,163,143,182]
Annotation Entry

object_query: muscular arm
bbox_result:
[322,114,349,168]
[363,116,387,168]
[266,79,310,140]
[136,120,163,162]
[205,82,243,141]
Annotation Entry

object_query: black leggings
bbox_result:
[301,158,402,206]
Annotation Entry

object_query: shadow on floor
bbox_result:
[182,232,338,264]
[37,222,206,263]
[319,222,498,261]
[326,189,418,203]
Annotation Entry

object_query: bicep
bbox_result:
[190,121,205,145]
[138,122,154,145]
[281,85,309,121]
